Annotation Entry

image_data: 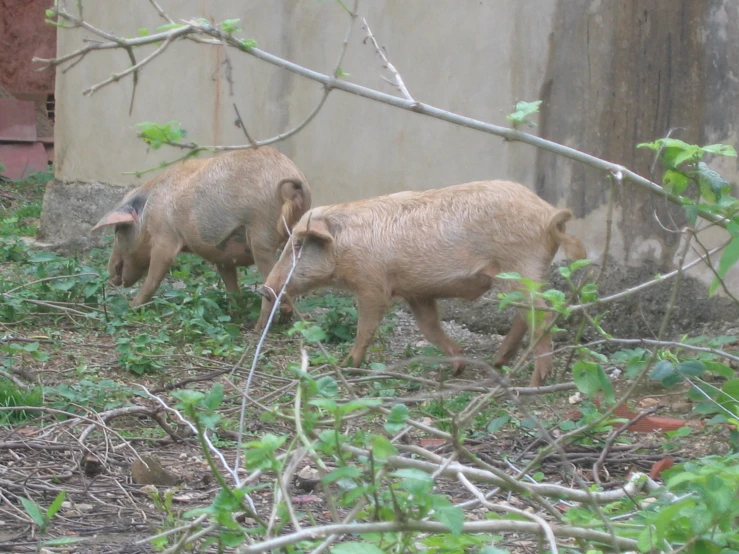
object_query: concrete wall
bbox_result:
[42,0,739,293]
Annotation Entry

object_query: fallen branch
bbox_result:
[235,519,638,553]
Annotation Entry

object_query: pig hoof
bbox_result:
[451,363,465,377]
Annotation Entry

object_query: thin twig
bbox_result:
[361,17,414,101]
[457,472,559,554]
[592,406,659,486]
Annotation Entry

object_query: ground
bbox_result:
[1,175,738,553]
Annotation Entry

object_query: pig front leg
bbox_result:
[131,241,179,307]
[344,292,391,367]
[407,297,464,374]
[252,247,293,331]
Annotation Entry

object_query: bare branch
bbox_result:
[361,17,414,102]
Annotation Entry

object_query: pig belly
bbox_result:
[393,272,494,301]
[191,231,255,267]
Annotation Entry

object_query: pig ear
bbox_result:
[90,207,139,233]
[302,218,333,242]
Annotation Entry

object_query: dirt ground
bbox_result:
[1,300,737,552]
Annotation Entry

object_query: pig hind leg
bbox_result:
[528,297,554,387]
[494,312,528,368]
[345,292,392,367]
[131,240,180,307]
[407,297,464,375]
[493,286,554,387]
[216,264,240,295]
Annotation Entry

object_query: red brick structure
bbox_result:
[0,0,56,95]
[0,0,56,179]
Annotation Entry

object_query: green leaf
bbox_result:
[156,23,185,31]
[506,100,541,129]
[46,490,66,520]
[335,67,351,78]
[370,434,397,459]
[431,496,465,536]
[135,121,187,149]
[22,342,40,352]
[28,251,59,263]
[172,389,205,406]
[41,537,82,546]
[239,38,257,51]
[203,383,224,411]
[394,468,433,495]
[137,28,149,36]
[597,364,615,404]
[331,543,385,554]
[637,141,660,152]
[572,360,601,395]
[671,145,702,167]
[684,202,699,225]
[637,526,657,552]
[710,235,739,296]
[496,272,522,280]
[694,162,731,203]
[316,376,338,397]
[384,403,409,434]
[704,360,735,378]
[301,324,327,343]
[309,398,338,413]
[20,497,46,528]
[486,414,510,434]
[651,360,681,387]
[701,143,737,157]
[219,531,247,547]
[220,18,241,34]
[677,360,706,377]
[339,398,382,416]
[721,379,739,402]
[322,465,361,484]
[662,169,691,195]
[244,433,287,471]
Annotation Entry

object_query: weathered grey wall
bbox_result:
[536,0,739,292]
[41,0,739,293]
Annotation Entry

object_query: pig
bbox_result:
[260,180,587,386]
[91,147,311,330]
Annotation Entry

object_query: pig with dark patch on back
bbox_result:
[260,180,587,386]
[91,147,311,329]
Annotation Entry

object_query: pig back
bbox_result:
[323,181,562,292]
[180,148,307,253]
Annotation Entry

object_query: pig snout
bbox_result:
[107,258,124,286]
